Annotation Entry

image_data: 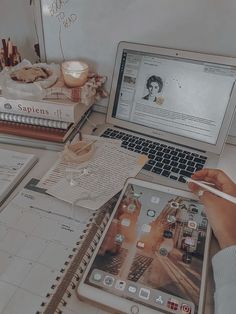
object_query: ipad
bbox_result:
[78,178,211,314]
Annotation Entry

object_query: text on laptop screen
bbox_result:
[112,50,236,145]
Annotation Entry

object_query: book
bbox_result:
[0,178,118,314]
[0,112,70,129]
[0,120,75,143]
[0,96,91,122]
[0,106,93,150]
[0,133,67,151]
[0,148,37,205]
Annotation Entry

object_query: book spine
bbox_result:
[0,112,70,129]
[0,121,71,143]
[0,107,93,151]
[38,193,120,314]
[0,96,77,122]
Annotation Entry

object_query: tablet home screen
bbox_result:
[85,183,209,314]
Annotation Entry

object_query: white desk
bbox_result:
[0,111,236,314]
[218,143,236,181]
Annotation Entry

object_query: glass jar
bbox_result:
[62,61,89,87]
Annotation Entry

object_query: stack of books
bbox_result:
[0,96,93,150]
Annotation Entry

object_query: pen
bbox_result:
[187,178,236,205]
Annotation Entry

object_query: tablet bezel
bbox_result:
[77,178,211,314]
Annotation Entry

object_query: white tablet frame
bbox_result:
[78,178,211,314]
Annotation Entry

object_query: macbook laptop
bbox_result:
[94,41,236,189]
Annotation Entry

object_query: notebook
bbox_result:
[0,178,119,314]
[94,41,236,189]
[0,112,70,129]
[0,106,93,150]
[0,148,37,206]
[0,120,75,142]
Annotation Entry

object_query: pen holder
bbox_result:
[62,140,95,163]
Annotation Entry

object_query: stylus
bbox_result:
[187,178,236,205]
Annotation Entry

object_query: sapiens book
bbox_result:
[0,177,119,314]
[0,106,93,150]
[0,148,37,205]
[0,96,91,122]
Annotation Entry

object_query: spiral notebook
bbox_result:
[0,112,70,129]
[0,106,93,151]
[0,178,118,314]
[40,194,119,314]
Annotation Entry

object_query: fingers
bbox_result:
[200,190,220,205]
[189,185,220,210]
[188,182,199,193]
[188,183,206,202]
[189,181,230,212]
[191,168,236,192]
[192,168,230,183]
[191,168,221,183]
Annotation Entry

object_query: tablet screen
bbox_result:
[84,182,209,314]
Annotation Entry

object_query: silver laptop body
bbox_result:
[94,41,236,190]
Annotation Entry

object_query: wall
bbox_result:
[38,0,236,140]
[0,0,236,141]
[0,0,37,62]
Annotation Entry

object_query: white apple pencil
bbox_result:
[187,177,236,205]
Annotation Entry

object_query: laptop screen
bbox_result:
[112,49,236,145]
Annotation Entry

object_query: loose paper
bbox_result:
[41,137,147,210]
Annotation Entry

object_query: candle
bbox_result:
[62,61,89,87]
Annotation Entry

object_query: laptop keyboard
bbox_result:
[101,128,207,183]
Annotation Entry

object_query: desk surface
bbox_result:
[0,111,236,314]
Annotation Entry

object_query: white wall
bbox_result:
[0,0,236,141]
[0,0,37,62]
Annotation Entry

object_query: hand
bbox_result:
[188,168,236,249]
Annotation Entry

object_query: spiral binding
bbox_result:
[37,193,120,314]
[0,112,70,129]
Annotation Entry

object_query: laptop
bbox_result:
[94,41,236,189]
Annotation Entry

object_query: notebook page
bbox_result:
[0,188,94,314]
[0,149,37,205]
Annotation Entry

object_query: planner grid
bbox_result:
[0,187,94,314]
